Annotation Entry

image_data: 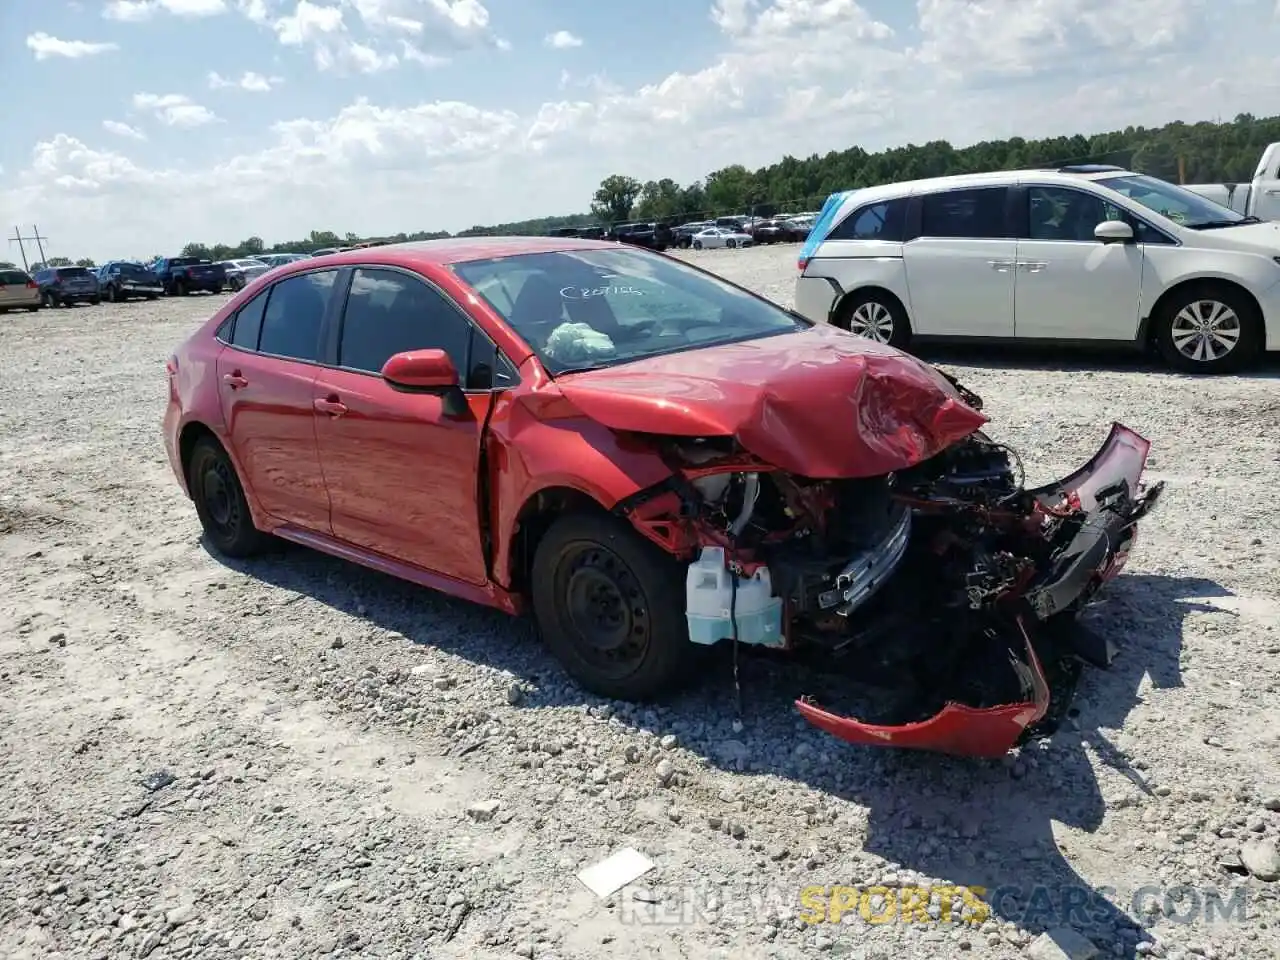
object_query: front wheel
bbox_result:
[187,436,267,557]
[42,292,55,308]
[105,285,118,303]
[692,240,703,250]
[531,512,694,702]
[1154,285,1263,374]
[726,239,738,249]
[90,296,101,305]
[833,290,912,348]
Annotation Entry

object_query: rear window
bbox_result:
[56,267,92,278]
[119,263,150,276]
[0,270,30,284]
[170,257,206,267]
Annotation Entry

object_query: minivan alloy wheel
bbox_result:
[848,300,895,342]
[1170,300,1240,363]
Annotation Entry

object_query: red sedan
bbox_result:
[163,237,1162,758]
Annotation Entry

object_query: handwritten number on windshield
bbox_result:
[560,286,645,300]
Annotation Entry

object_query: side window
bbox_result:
[1027,187,1118,242]
[920,187,1011,239]
[230,288,268,349]
[338,268,471,378]
[257,270,337,362]
[828,198,907,242]
[465,328,519,390]
[1133,220,1173,245]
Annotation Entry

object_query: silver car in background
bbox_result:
[218,258,272,292]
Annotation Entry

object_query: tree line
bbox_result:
[44,112,1280,265]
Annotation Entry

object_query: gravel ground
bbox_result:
[2,242,1279,960]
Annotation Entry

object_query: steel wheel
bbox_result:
[848,300,895,342]
[554,542,651,679]
[188,437,266,557]
[1170,300,1241,364]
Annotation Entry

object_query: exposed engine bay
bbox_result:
[617,416,1164,758]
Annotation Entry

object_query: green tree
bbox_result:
[181,243,212,260]
[591,174,642,224]
[46,256,72,267]
[75,258,96,268]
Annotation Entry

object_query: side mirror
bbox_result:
[381,349,467,416]
[1095,220,1134,243]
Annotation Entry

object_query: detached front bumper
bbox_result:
[796,423,1164,759]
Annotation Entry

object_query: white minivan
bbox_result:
[794,165,1280,373]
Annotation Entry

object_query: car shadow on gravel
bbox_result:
[204,538,1226,958]
[911,341,1280,378]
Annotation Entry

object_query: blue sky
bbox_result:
[3,0,1280,260]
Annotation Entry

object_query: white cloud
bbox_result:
[102,120,148,141]
[208,70,282,90]
[544,30,583,49]
[104,0,227,18]
[132,92,221,127]
[25,32,118,59]
[7,0,1280,260]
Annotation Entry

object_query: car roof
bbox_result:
[837,167,1138,206]
[302,236,625,268]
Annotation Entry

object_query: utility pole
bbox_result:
[9,225,51,271]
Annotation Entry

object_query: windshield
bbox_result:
[451,247,807,374]
[1099,174,1246,228]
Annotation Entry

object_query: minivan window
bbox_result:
[1025,187,1126,242]
[920,187,1012,239]
[338,268,473,377]
[828,198,907,242]
[257,270,338,361]
[0,269,30,285]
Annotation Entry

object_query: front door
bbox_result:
[1013,186,1145,341]
[312,266,492,584]
[216,270,339,531]
[901,186,1016,337]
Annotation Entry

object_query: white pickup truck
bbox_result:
[1183,142,1280,219]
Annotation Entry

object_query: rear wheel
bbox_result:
[726,239,738,249]
[42,291,55,308]
[105,285,118,303]
[692,240,703,250]
[1154,284,1263,374]
[187,436,267,557]
[90,296,101,305]
[531,512,694,701]
[833,290,912,349]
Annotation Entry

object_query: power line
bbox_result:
[8,225,50,272]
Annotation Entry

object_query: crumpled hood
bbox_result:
[553,324,989,478]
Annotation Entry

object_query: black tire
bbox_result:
[187,436,267,558]
[42,291,55,308]
[177,279,189,296]
[105,284,118,303]
[726,239,737,249]
[530,511,694,701]
[1154,283,1264,374]
[146,294,158,301]
[833,289,912,349]
[90,296,101,305]
[213,284,224,295]
[26,305,39,313]
[692,240,703,250]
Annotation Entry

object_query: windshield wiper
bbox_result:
[1190,216,1261,229]
[553,363,611,376]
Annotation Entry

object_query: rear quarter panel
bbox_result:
[802,240,909,322]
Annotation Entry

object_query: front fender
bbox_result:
[487,393,674,590]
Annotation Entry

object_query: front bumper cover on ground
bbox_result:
[794,423,1165,758]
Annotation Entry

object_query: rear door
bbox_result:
[312,266,502,583]
[216,269,341,531]
[900,185,1017,337]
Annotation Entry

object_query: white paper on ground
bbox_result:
[576,847,655,899]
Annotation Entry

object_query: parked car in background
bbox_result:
[152,257,226,296]
[783,216,814,240]
[34,265,100,307]
[1183,142,1280,220]
[608,222,673,251]
[219,258,271,291]
[96,260,163,302]
[162,236,1162,758]
[548,225,606,240]
[691,227,754,249]
[0,266,41,313]
[795,165,1280,373]
[751,219,808,244]
[311,248,341,257]
[253,253,310,269]
[672,221,713,248]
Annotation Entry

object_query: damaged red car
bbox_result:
[163,237,1163,758]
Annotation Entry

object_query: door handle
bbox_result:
[1266,188,1280,196]
[222,372,248,389]
[987,259,1014,271]
[313,397,348,417]
[1017,261,1048,273]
